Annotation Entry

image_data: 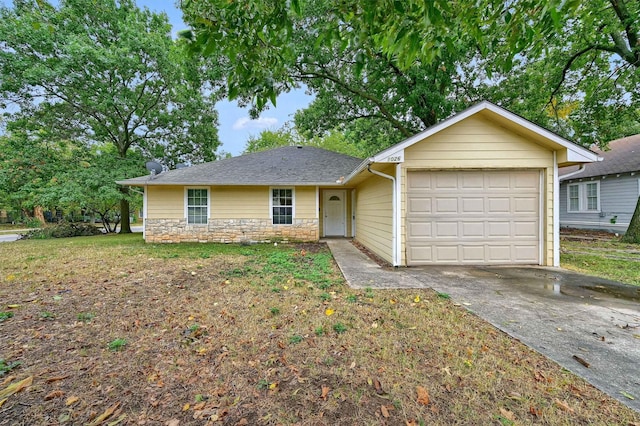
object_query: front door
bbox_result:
[323,190,346,236]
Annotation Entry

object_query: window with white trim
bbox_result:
[186,188,209,224]
[567,182,600,212]
[272,188,293,224]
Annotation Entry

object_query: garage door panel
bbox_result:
[408,197,431,214]
[435,222,458,237]
[408,222,432,238]
[461,222,484,237]
[435,173,458,189]
[435,198,458,213]
[514,221,537,237]
[515,197,537,212]
[487,222,510,237]
[488,198,510,212]
[407,170,540,265]
[433,246,459,262]
[487,173,511,189]
[462,198,484,212]
[461,245,485,261]
[487,245,512,262]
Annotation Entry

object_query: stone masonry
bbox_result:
[145,218,319,243]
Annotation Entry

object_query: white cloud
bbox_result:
[232,116,278,130]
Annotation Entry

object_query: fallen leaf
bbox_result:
[620,390,635,400]
[0,398,6,408]
[107,414,127,425]
[87,401,120,426]
[236,419,249,425]
[182,403,191,411]
[46,375,69,383]
[499,408,515,421]
[268,382,278,390]
[373,378,384,395]
[416,386,430,405]
[6,304,20,309]
[324,308,335,316]
[406,421,418,426]
[0,376,33,399]
[554,398,574,413]
[166,420,180,426]
[413,296,420,303]
[1,376,15,386]
[66,396,79,406]
[320,385,330,400]
[529,406,541,417]
[572,355,590,368]
[44,390,65,400]
[381,405,390,418]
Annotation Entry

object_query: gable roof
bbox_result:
[560,134,640,180]
[368,100,598,164]
[117,146,363,186]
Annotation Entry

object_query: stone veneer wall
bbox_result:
[145,218,319,243]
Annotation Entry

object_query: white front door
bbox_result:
[323,190,346,236]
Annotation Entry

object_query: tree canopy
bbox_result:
[0,0,223,231]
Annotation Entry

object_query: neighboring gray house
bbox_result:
[559,135,640,233]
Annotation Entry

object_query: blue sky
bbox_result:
[138,1,312,157]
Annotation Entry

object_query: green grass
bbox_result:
[561,237,640,286]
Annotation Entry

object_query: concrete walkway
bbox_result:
[325,239,640,413]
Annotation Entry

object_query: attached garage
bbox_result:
[345,101,600,267]
[406,170,540,265]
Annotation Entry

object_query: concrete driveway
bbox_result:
[326,239,640,412]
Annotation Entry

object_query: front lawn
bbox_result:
[1,235,638,425]
[561,231,640,286]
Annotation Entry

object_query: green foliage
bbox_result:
[289,334,303,344]
[0,0,223,230]
[77,312,95,322]
[332,323,347,334]
[20,223,103,240]
[0,311,14,322]
[0,359,22,376]
[107,338,127,351]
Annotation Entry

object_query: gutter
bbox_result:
[558,164,585,181]
[367,165,399,267]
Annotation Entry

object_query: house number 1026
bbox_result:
[388,156,401,162]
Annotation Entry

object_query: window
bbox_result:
[567,182,599,212]
[186,188,208,224]
[272,188,293,224]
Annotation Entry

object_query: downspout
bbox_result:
[367,165,399,267]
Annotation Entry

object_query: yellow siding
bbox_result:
[211,186,268,219]
[355,165,395,264]
[403,116,552,169]
[400,115,555,266]
[146,186,186,219]
[295,187,317,219]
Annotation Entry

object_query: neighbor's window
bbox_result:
[187,188,208,224]
[272,188,293,224]
[567,182,599,212]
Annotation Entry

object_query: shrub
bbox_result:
[20,222,103,240]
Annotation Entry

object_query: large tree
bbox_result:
[0,0,222,233]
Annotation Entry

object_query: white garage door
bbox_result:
[406,170,540,265]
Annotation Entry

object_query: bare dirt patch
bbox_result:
[1,235,639,425]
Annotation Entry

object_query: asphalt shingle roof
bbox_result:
[559,134,640,179]
[117,146,365,186]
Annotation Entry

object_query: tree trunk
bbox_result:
[34,206,46,225]
[119,195,131,233]
[622,196,640,243]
